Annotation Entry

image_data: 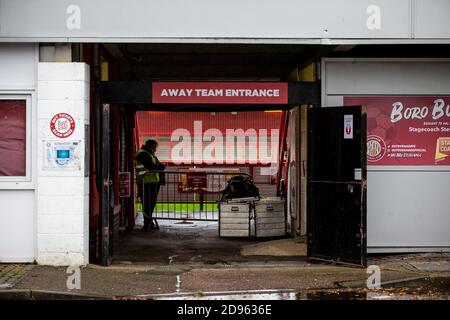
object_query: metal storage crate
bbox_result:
[218,199,255,237]
[254,198,286,238]
[219,197,286,238]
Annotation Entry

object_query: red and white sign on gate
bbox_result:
[152,82,288,104]
[187,172,208,189]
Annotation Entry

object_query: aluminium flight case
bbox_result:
[218,197,257,237]
[254,197,286,238]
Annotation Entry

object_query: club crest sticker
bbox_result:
[50,113,75,138]
[367,135,386,162]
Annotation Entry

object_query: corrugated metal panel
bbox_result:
[137,111,282,136]
[136,111,282,165]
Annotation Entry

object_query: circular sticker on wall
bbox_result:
[367,135,386,162]
[50,113,76,138]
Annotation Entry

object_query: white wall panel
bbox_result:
[0,191,35,262]
[0,43,36,89]
[367,171,450,248]
[324,59,450,96]
[415,0,450,38]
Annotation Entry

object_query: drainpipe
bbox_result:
[93,44,101,190]
[93,44,111,266]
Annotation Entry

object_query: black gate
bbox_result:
[307,105,367,266]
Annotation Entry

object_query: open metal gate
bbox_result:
[307,105,367,267]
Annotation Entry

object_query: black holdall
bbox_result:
[220,175,260,201]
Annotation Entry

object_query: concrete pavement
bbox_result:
[1,258,448,299]
[1,221,449,299]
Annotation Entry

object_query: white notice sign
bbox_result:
[344,114,353,139]
[43,140,82,171]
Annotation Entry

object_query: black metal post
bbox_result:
[101,103,112,266]
[199,191,204,211]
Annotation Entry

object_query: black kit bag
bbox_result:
[221,175,260,201]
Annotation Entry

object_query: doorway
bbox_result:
[115,109,285,265]
[94,80,367,267]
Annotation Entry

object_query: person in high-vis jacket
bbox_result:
[135,139,165,231]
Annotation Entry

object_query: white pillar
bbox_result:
[36,63,90,266]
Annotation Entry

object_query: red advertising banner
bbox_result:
[152,82,288,104]
[345,96,450,166]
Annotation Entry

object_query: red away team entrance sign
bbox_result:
[345,96,450,166]
[152,82,288,104]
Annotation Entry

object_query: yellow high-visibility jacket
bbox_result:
[135,149,159,184]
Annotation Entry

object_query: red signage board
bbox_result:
[119,172,131,197]
[187,172,207,189]
[345,96,450,166]
[152,82,288,104]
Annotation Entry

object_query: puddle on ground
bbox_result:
[155,277,450,300]
[156,291,298,300]
[310,277,450,300]
[306,290,367,300]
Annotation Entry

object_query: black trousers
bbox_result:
[142,183,160,228]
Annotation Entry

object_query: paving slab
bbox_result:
[241,238,307,256]
[409,261,450,272]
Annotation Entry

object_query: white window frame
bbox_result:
[0,94,32,184]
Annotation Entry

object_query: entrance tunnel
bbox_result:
[88,43,323,265]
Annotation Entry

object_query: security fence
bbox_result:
[138,170,252,221]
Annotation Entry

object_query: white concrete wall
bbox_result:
[322,58,450,253]
[36,63,90,266]
[2,0,450,42]
[0,43,37,263]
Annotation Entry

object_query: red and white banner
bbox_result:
[345,96,450,166]
[152,82,288,104]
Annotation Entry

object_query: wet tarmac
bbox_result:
[113,220,306,265]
